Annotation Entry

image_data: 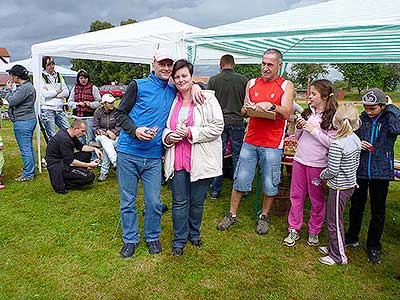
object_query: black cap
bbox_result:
[6,64,29,80]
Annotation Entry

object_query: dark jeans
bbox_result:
[210,124,245,194]
[48,152,95,194]
[171,170,212,248]
[346,179,389,251]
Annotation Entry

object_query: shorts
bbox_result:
[233,142,282,196]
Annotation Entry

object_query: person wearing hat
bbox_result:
[115,48,205,258]
[93,93,120,182]
[345,88,400,264]
[40,56,70,139]
[68,69,101,145]
[5,64,37,181]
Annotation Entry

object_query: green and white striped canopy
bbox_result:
[185,0,400,64]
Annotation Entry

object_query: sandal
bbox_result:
[15,176,34,182]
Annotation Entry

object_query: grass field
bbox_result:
[0,120,399,300]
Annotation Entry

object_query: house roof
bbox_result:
[0,48,10,58]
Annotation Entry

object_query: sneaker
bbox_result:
[172,247,183,256]
[283,229,300,247]
[318,246,329,255]
[217,213,237,231]
[147,240,162,255]
[0,183,5,190]
[190,239,202,247]
[367,249,381,264]
[15,175,34,182]
[307,234,319,246]
[97,173,108,182]
[256,214,269,235]
[345,237,360,248]
[120,242,137,258]
[319,255,337,265]
[210,190,220,200]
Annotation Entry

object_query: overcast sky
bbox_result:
[0,0,329,62]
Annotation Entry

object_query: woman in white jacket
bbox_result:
[162,59,224,256]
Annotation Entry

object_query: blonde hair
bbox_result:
[332,103,361,139]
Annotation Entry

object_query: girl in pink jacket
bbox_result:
[283,79,337,247]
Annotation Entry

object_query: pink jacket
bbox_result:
[294,107,336,168]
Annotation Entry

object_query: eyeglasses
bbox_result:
[46,61,55,67]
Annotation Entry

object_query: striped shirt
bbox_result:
[320,133,361,190]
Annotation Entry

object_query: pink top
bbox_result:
[169,92,194,172]
[294,107,336,168]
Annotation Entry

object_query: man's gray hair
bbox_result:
[264,49,283,62]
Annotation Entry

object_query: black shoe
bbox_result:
[345,236,360,248]
[147,240,162,254]
[190,239,202,247]
[172,247,183,256]
[120,242,137,258]
[210,191,219,200]
[367,249,381,264]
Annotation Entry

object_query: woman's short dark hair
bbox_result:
[172,59,193,78]
[76,69,90,84]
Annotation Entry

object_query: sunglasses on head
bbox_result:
[46,61,55,67]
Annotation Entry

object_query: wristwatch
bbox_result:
[268,103,276,111]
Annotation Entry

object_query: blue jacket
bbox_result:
[116,73,176,158]
[356,104,400,180]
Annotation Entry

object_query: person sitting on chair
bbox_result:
[45,118,102,194]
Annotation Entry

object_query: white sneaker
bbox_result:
[283,229,300,247]
[318,246,328,255]
[319,256,336,265]
[307,234,319,246]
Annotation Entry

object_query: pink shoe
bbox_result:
[0,183,5,190]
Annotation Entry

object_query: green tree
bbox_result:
[380,64,400,91]
[71,19,149,87]
[333,64,384,94]
[288,63,328,88]
[235,64,261,80]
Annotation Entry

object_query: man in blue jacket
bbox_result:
[345,88,400,264]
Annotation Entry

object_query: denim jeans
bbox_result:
[96,135,118,174]
[118,152,162,244]
[77,117,95,145]
[210,124,245,194]
[233,142,282,196]
[13,118,37,178]
[41,109,69,139]
[171,170,212,248]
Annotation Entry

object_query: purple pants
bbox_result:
[288,161,326,234]
[327,188,355,264]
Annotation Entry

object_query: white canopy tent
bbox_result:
[185,0,400,64]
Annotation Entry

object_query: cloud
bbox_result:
[0,0,329,61]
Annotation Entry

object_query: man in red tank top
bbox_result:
[217,49,294,235]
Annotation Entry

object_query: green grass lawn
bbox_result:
[0,120,399,300]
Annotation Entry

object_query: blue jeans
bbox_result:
[13,118,37,178]
[171,170,212,248]
[210,124,245,194]
[233,142,282,196]
[77,118,95,145]
[41,109,69,139]
[118,152,162,244]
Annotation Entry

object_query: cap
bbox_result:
[361,88,388,105]
[6,64,29,79]
[101,94,115,103]
[154,48,174,62]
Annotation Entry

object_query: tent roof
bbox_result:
[186,0,400,63]
[0,58,77,77]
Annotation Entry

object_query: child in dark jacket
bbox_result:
[345,88,400,264]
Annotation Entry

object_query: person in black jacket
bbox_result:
[345,88,400,264]
[45,119,102,194]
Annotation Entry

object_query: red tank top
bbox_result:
[244,76,287,148]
